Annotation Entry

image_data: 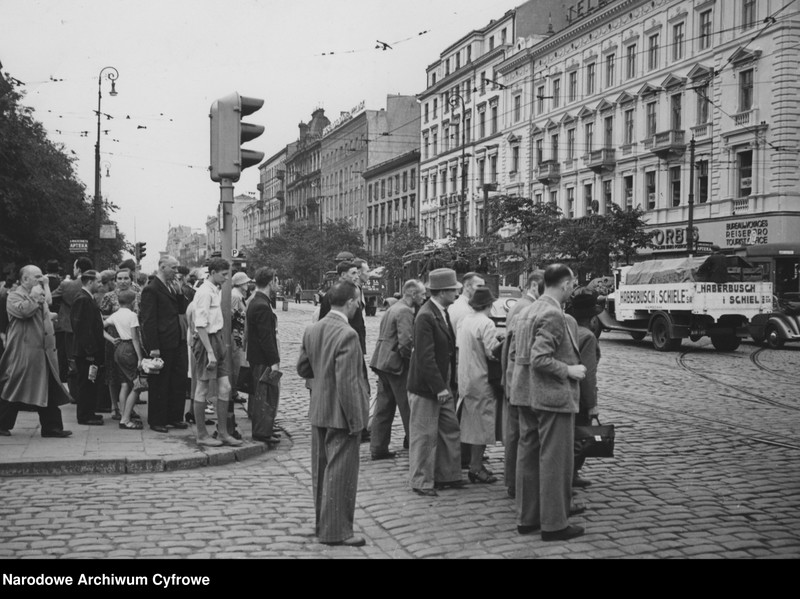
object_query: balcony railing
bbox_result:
[621,143,636,156]
[733,107,758,128]
[732,197,751,214]
[691,123,710,138]
[648,129,686,158]
[585,148,616,173]
[535,160,561,185]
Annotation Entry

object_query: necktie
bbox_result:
[444,307,454,337]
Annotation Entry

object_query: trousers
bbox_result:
[311,426,360,543]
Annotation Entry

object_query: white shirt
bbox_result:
[448,294,473,346]
[193,279,224,334]
[105,307,139,341]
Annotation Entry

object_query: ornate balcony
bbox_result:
[691,123,711,139]
[647,129,686,159]
[585,148,616,174]
[275,190,284,202]
[732,107,758,128]
[535,160,561,186]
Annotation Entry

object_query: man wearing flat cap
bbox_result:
[407,268,464,496]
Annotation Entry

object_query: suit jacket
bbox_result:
[51,278,83,334]
[319,288,366,354]
[70,289,105,363]
[510,294,580,413]
[245,290,280,366]
[577,327,600,413]
[406,299,456,400]
[297,313,369,434]
[370,299,414,376]
[500,293,537,398]
[139,277,186,353]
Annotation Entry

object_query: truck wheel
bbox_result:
[629,331,647,341]
[711,334,741,352]
[651,316,681,352]
[765,324,785,350]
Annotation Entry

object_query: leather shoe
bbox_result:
[253,435,281,444]
[150,425,169,433]
[434,480,466,490]
[403,435,409,449]
[517,524,540,535]
[541,525,585,542]
[570,502,587,516]
[0,429,10,436]
[507,487,516,499]
[370,451,396,461]
[322,535,366,547]
[167,422,189,430]
[78,417,103,425]
[42,430,72,438]
[360,430,371,443]
[573,475,592,488]
[412,488,438,497]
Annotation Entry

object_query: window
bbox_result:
[696,84,710,124]
[368,183,373,202]
[553,78,561,108]
[424,103,429,123]
[512,146,520,172]
[586,63,596,95]
[491,105,498,134]
[569,71,578,102]
[381,179,386,199]
[514,95,522,121]
[455,52,461,70]
[604,116,613,148]
[738,150,753,197]
[584,184,593,212]
[567,187,575,218]
[670,166,681,207]
[699,10,713,50]
[479,111,486,138]
[671,94,682,130]
[742,0,757,30]
[603,180,612,211]
[626,44,637,79]
[396,174,400,194]
[443,126,449,152]
[648,34,660,71]
[535,138,544,164]
[478,159,485,186]
[432,131,438,155]
[430,174,436,198]
[535,193,543,205]
[423,134,429,159]
[673,23,685,61]
[585,122,594,152]
[697,161,709,203]
[537,85,546,113]
[388,175,393,197]
[433,98,438,118]
[422,176,427,200]
[445,58,450,76]
[431,72,437,86]
[739,69,754,112]
[410,169,416,190]
[567,128,576,159]
[440,171,446,195]
[490,155,498,183]
[646,171,656,209]
[480,71,487,94]
[550,190,559,205]
[444,92,450,114]
[551,134,559,161]
[646,101,657,137]
[465,115,471,143]
[467,46,472,62]
[606,53,616,88]
[489,36,495,51]
[624,175,634,209]
[453,123,460,147]
[624,109,635,144]
[501,28,507,45]
[450,167,457,193]
[465,81,471,103]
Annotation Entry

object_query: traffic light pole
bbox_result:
[219,178,234,396]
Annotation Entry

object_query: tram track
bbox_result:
[749,347,800,384]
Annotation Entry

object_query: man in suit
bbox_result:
[511,264,587,542]
[246,266,281,445]
[70,270,105,425]
[139,255,188,433]
[500,270,544,498]
[297,280,369,547]
[406,268,464,497]
[369,279,425,460]
[52,257,93,395]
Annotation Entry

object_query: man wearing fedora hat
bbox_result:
[407,268,464,496]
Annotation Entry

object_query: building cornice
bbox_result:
[419,45,511,100]
[363,149,421,179]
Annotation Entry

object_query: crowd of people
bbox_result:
[297,260,603,547]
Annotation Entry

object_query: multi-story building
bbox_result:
[206,215,219,255]
[284,108,330,227]
[418,0,569,242]
[205,193,252,257]
[518,0,799,252]
[164,225,193,258]
[320,95,420,237]
[251,146,288,243]
[362,149,421,256]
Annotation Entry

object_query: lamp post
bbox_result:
[449,93,468,237]
[94,66,119,268]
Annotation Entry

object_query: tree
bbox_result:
[0,70,125,275]
[558,214,611,283]
[248,219,366,288]
[487,196,564,271]
[605,203,655,266]
[379,224,430,290]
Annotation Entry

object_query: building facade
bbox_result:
[244,146,288,248]
[515,0,799,252]
[284,109,330,227]
[418,0,569,242]
[363,149,421,256]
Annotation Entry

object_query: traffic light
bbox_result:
[210,92,265,182]
[135,241,147,262]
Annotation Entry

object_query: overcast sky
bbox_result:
[1,0,515,271]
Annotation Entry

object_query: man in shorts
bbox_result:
[191,257,242,447]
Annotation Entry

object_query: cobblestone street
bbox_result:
[1,302,798,559]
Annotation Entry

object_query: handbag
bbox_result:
[574,415,615,459]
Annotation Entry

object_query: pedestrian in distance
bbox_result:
[456,286,504,484]
[297,280,370,547]
[295,282,302,304]
[0,265,73,438]
[190,257,242,447]
[368,279,425,459]
[511,264,587,542]
[229,271,252,407]
[70,270,106,426]
[406,268,464,496]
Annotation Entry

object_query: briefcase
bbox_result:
[574,416,615,459]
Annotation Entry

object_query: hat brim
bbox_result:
[469,300,495,310]
[426,282,462,291]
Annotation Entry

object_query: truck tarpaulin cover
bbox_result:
[624,257,711,285]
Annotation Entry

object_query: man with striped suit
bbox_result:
[297,280,370,547]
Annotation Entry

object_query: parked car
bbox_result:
[749,293,800,349]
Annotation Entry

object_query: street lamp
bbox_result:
[94,66,119,268]
[449,93,468,237]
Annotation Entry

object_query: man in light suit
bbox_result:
[500,270,544,499]
[511,264,587,542]
[297,280,369,547]
[369,279,425,460]
[406,268,464,497]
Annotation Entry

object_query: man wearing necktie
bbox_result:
[406,268,464,497]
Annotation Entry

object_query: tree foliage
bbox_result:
[248,219,366,287]
[379,224,431,286]
[0,71,125,274]
[487,196,564,272]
